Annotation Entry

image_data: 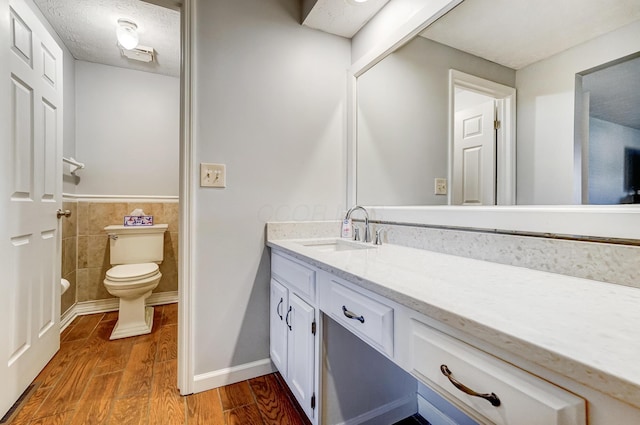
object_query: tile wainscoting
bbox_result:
[61,198,179,316]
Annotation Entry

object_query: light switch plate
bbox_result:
[434,178,447,195]
[200,163,226,188]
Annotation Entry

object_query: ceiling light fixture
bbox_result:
[116,19,139,50]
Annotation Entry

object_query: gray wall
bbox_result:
[515,20,640,205]
[588,118,640,204]
[62,50,76,194]
[192,0,349,376]
[75,61,179,196]
[357,36,514,206]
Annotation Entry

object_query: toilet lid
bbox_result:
[106,263,159,282]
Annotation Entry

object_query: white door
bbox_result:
[269,279,288,377]
[453,100,496,205]
[0,0,63,416]
[286,294,315,420]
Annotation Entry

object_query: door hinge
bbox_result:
[311,321,316,335]
[311,393,316,410]
[494,119,501,130]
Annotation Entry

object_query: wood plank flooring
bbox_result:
[5,304,310,425]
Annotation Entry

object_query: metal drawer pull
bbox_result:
[276,298,283,320]
[440,364,501,407]
[342,306,365,323]
[285,306,292,331]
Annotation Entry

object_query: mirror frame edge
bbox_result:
[346,0,640,241]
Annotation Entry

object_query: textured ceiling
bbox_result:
[584,56,640,130]
[420,0,640,70]
[303,0,391,38]
[33,0,180,77]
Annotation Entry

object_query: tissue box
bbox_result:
[124,215,154,226]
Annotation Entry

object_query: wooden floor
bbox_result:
[5,304,310,425]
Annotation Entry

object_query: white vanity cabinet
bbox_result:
[270,253,318,422]
[316,267,585,425]
[406,319,585,425]
[270,245,587,425]
[267,242,640,425]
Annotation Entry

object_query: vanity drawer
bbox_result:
[272,252,316,302]
[320,275,393,357]
[410,321,585,425]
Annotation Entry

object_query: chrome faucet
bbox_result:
[345,205,370,243]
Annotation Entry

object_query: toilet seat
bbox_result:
[106,263,159,282]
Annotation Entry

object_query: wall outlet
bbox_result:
[200,163,226,188]
[434,178,447,195]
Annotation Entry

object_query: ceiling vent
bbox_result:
[120,45,155,63]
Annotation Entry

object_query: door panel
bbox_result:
[453,100,496,205]
[39,230,56,336]
[42,100,57,200]
[8,235,32,365]
[1,0,63,416]
[10,9,32,65]
[10,75,34,198]
[462,146,482,204]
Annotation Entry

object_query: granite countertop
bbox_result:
[267,236,640,410]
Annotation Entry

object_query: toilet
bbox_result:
[103,224,168,340]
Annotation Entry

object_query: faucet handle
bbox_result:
[353,226,361,241]
[374,228,385,245]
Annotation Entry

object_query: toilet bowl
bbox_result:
[103,224,168,340]
[104,263,162,340]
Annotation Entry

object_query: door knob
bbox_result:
[56,209,72,219]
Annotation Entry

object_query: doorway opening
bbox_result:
[448,70,516,205]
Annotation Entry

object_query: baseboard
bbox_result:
[192,358,276,394]
[338,394,417,425]
[417,393,458,425]
[59,291,179,333]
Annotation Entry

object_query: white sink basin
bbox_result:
[298,239,377,253]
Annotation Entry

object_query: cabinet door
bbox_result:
[287,293,316,420]
[270,279,288,377]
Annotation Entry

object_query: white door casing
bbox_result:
[453,100,496,205]
[0,0,63,416]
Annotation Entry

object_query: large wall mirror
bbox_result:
[356,0,640,208]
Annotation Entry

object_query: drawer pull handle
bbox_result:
[440,364,501,407]
[276,298,284,320]
[342,306,365,323]
[285,306,292,331]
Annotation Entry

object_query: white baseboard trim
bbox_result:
[60,291,179,332]
[417,393,458,425]
[192,358,276,394]
[60,307,77,332]
[338,394,417,425]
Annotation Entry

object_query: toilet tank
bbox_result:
[104,224,168,265]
